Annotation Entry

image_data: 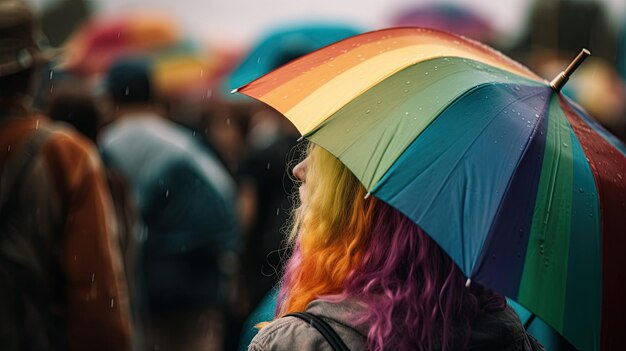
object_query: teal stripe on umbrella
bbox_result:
[563,128,602,351]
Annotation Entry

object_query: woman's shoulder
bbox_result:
[248,315,332,351]
[248,299,368,351]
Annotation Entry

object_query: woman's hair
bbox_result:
[277,143,505,351]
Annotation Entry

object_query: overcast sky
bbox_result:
[27,0,626,49]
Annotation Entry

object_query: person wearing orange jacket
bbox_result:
[0,1,132,350]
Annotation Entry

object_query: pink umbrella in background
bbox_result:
[390,4,496,44]
[59,12,221,101]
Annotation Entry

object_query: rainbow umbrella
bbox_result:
[235,28,626,351]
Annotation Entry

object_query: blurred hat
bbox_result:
[0,0,54,77]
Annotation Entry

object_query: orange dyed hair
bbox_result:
[277,144,377,316]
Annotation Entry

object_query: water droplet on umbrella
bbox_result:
[579,188,584,193]
[424,72,429,76]
[404,89,409,93]
[405,111,409,116]
[562,142,568,148]
[377,100,381,104]
[418,107,422,111]
[365,109,371,114]
[494,140,498,144]
[405,81,411,85]
[535,114,540,118]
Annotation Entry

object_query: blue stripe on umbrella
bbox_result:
[472,89,551,298]
[373,83,551,275]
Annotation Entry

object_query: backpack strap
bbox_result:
[0,125,56,217]
[285,312,350,351]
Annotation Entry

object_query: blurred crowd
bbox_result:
[1,0,625,350]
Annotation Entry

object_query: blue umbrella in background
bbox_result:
[224,23,362,99]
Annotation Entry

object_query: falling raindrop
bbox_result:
[7,145,11,152]
[49,70,54,80]
[276,208,280,216]
[110,299,115,308]
[165,190,169,198]
[35,120,39,130]
[226,118,231,125]
[266,162,271,170]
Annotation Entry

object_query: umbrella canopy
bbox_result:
[62,13,182,75]
[236,28,626,351]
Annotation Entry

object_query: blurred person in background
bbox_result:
[0,0,132,350]
[46,87,144,346]
[99,57,240,351]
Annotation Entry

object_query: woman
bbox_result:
[249,144,542,351]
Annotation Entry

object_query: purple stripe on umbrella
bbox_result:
[472,86,552,298]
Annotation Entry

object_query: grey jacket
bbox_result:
[249,299,544,351]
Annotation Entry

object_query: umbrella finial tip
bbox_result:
[230,88,239,94]
[465,278,471,288]
[549,48,591,92]
[364,192,371,199]
[297,136,304,142]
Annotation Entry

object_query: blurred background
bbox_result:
[17,0,626,350]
